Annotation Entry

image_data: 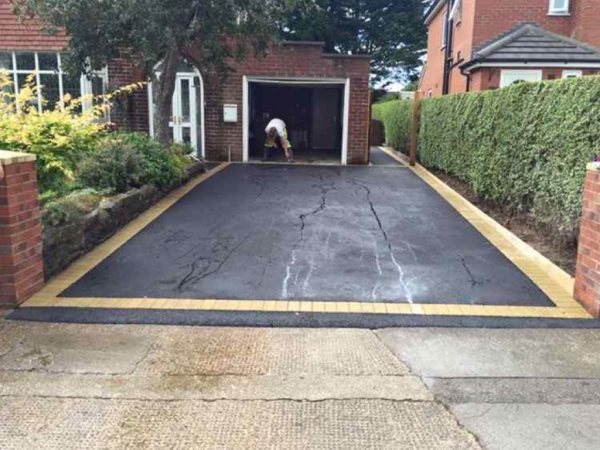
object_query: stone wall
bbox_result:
[42,163,205,279]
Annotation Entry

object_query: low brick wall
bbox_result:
[42,163,205,279]
[574,162,600,316]
[0,150,44,306]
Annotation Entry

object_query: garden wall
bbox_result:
[42,163,204,278]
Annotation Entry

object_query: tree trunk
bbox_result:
[154,47,180,147]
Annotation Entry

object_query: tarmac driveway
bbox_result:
[59,164,552,307]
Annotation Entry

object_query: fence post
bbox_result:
[0,150,44,306]
[409,91,421,167]
[574,162,600,316]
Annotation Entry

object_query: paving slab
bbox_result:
[57,164,551,306]
[0,372,432,401]
[425,377,600,404]
[0,323,407,376]
[452,403,600,450]
[0,397,480,449]
[137,327,407,376]
[377,328,600,378]
[0,326,154,375]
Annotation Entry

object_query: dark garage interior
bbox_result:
[248,82,344,162]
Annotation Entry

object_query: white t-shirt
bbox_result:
[265,118,287,138]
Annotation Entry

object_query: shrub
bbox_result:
[76,140,145,193]
[42,188,105,227]
[0,71,106,194]
[372,99,413,154]
[418,76,600,241]
[75,133,192,193]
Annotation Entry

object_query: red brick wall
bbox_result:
[203,43,371,164]
[448,0,477,94]
[420,6,447,97]
[472,0,574,49]
[471,67,600,90]
[572,0,600,48]
[0,155,44,306]
[574,163,600,316]
[107,58,149,133]
[421,0,600,96]
[0,0,67,51]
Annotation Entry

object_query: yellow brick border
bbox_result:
[20,156,593,319]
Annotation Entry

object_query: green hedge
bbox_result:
[418,76,600,241]
[372,99,413,154]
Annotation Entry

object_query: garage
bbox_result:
[247,80,347,163]
[196,41,370,165]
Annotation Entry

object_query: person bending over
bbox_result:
[264,118,293,162]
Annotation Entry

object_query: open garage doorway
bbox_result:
[244,78,349,164]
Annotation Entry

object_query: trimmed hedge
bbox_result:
[418,76,600,241]
[372,100,413,154]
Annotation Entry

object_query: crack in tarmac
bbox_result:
[456,253,485,287]
[282,176,335,299]
[250,175,267,200]
[178,234,252,291]
[352,180,414,303]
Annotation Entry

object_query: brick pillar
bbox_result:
[0,151,44,306]
[574,162,600,316]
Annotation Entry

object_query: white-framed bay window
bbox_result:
[0,50,108,117]
[500,69,543,88]
[548,0,569,15]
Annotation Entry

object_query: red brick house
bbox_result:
[0,0,371,164]
[419,0,600,96]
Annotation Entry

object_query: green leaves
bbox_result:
[372,99,413,154]
[417,76,600,242]
[281,0,427,83]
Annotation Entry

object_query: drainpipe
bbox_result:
[442,1,454,95]
[460,65,472,92]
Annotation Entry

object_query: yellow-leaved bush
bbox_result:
[0,69,144,199]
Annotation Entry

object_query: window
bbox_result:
[562,70,582,79]
[500,70,543,88]
[442,16,448,48]
[549,0,569,15]
[0,51,108,117]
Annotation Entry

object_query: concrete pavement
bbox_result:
[3,315,600,448]
[379,328,600,449]
[0,319,477,449]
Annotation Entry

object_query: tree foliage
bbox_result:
[13,0,304,144]
[281,0,427,83]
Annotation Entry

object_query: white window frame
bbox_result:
[562,69,582,79]
[548,0,569,15]
[0,50,108,117]
[500,69,543,88]
[441,15,448,48]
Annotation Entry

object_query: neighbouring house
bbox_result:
[419,0,600,96]
[0,0,371,164]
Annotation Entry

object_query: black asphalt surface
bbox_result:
[56,163,552,307]
[9,308,600,329]
[370,147,403,166]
